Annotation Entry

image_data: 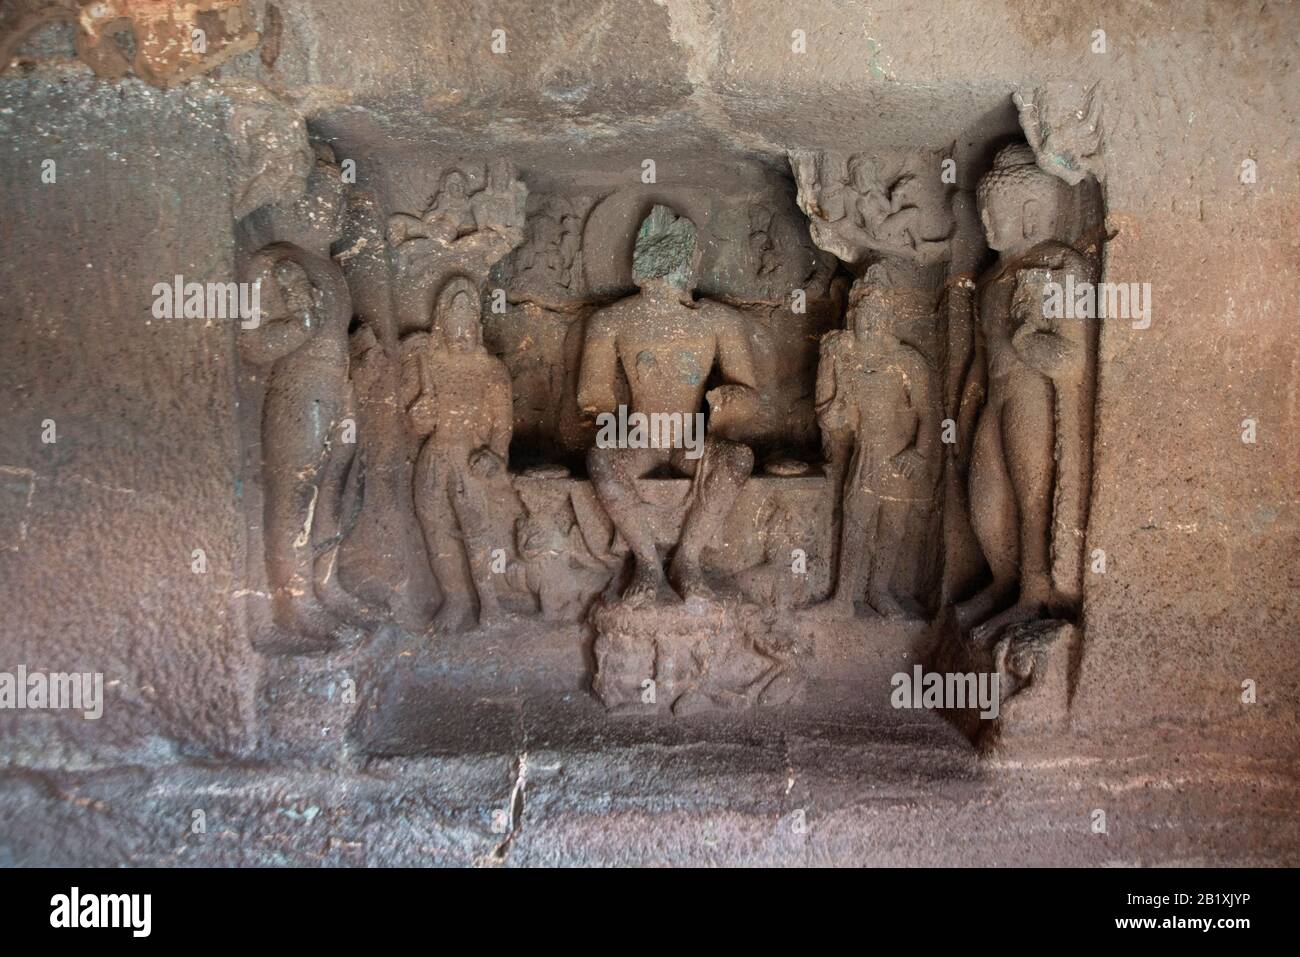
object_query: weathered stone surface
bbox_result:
[1,0,259,88]
[631,204,698,287]
[978,620,1079,753]
[0,78,261,760]
[0,0,1295,868]
[591,597,805,715]
[1,719,1296,866]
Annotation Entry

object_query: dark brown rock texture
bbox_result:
[0,0,1295,867]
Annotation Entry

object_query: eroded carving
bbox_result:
[1014,83,1105,187]
[239,242,374,648]
[577,206,812,713]
[500,195,594,308]
[578,205,758,605]
[236,148,385,652]
[387,160,527,334]
[402,277,515,632]
[234,127,1102,740]
[511,478,618,622]
[815,275,941,619]
[790,149,953,266]
[979,620,1079,752]
[224,82,315,222]
[591,599,804,716]
[954,143,1101,641]
[0,0,259,87]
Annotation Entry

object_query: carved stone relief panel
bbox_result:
[234,97,1104,736]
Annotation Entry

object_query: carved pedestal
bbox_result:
[590,597,805,716]
[978,619,1079,753]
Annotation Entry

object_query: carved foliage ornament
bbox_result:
[1014,82,1105,187]
[790,149,954,265]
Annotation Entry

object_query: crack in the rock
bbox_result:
[488,749,528,864]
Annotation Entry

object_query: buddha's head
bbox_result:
[976,143,1069,257]
[632,204,699,294]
